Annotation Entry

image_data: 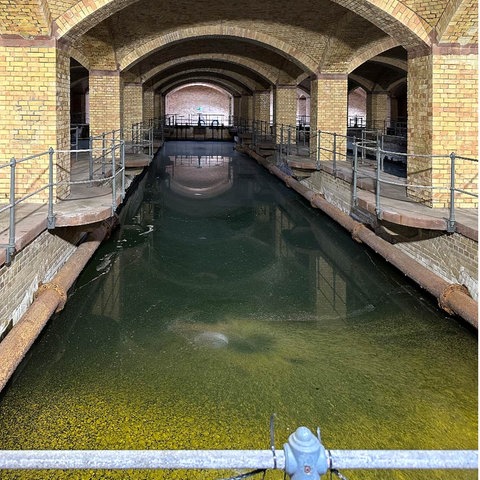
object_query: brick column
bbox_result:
[366,91,390,131]
[273,85,297,144]
[407,49,477,207]
[123,82,143,142]
[89,70,122,138]
[0,40,70,202]
[241,94,253,122]
[233,96,241,122]
[143,88,155,124]
[154,92,163,119]
[253,90,271,124]
[310,74,348,160]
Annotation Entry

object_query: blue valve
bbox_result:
[284,427,329,479]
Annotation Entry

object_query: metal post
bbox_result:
[287,126,291,159]
[47,148,55,230]
[375,144,382,218]
[284,427,328,480]
[315,130,320,169]
[88,136,94,184]
[121,140,126,200]
[111,139,117,213]
[352,138,358,207]
[6,157,16,265]
[280,125,284,164]
[447,152,456,233]
[333,132,337,176]
[102,133,106,176]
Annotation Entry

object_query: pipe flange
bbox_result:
[351,223,364,243]
[310,193,323,209]
[438,283,470,315]
[35,282,68,312]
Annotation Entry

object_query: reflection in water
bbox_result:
[0,141,476,480]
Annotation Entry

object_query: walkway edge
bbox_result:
[243,146,478,328]
[0,217,117,394]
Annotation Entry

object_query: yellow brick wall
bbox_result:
[408,52,478,208]
[122,82,143,141]
[310,75,348,160]
[253,90,271,125]
[274,86,297,143]
[241,95,253,123]
[89,70,122,138]
[366,92,390,131]
[0,42,70,203]
[143,88,155,123]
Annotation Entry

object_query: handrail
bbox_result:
[0,130,126,265]
[239,118,477,233]
[0,427,476,477]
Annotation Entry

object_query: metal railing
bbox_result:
[0,427,476,478]
[165,113,229,127]
[236,119,478,232]
[0,130,126,265]
[131,122,154,157]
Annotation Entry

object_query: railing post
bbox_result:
[375,144,382,218]
[88,135,94,185]
[333,132,337,176]
[122,140,126,200]
[6,157,16,265]
[352,138,358,207]
[111,139,117,214]
[284,427,328,480]
[102,133,106,176]
[287,126,291,159]
[280,125,284,164]
[47,147,56,229]
[447,152,456,233]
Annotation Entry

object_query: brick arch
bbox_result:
[55,0,431,50]
[348,37,400,73]
[139,54,280,86]
[120,26,318,73]
[154,69,261,94]
[164,80,243,97]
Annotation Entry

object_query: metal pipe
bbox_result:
[0,217,117,394]
[352,140,358,207]
[375,144,382,218]
[246,149,478,327]
[0,449,475,471]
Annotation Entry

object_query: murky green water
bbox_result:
[0,141,477,479]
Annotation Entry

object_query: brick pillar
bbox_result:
[233,96,241,122]
[154,92,164,119]
[0,41,70,203]
[123,82,143,142]
[407,50,478,208]
[367,91,390,131]
[241,95,253,122]
[273,85,297,144]
[310,74,348,160]
[89,70,122,138]
[253,90,271,124]
[143,88,155,124]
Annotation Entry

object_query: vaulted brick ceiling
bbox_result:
[4,0,473,96]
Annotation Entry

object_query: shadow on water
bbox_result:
[0,141,476,480]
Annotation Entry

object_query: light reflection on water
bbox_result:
[0,141,477,480]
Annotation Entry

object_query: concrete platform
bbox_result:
[0,151,153,266]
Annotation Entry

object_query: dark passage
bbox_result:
[0,141,477,480]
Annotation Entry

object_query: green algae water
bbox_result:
[0,141,477,479]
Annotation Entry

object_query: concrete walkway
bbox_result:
[0,150,153,266]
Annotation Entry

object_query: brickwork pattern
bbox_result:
[310,77,348,160]
[366,92,390,129]
[0,229,81,340]
[89,71,122,137]
[303,169,478,299]
[165,86,231,123]
[274,87,297,143]
[0,43,70,202]
[253,91,271,124]
[143,89,155,123]
[122,83,143,141]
